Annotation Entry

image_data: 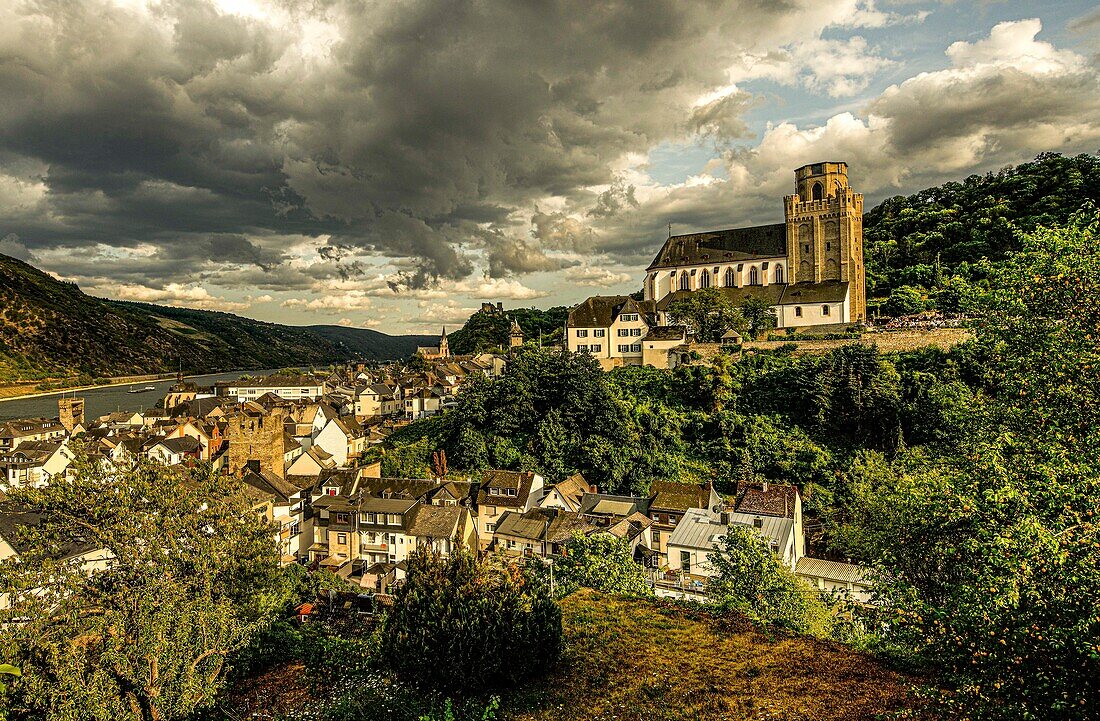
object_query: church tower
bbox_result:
[439,327,450,358]
[509,318,524,350]
[784,162,866,321]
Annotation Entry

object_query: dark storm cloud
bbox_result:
[0,0,812,287]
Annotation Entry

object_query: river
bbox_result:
[0,369,280,422]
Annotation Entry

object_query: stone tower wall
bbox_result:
[228,408,286,478]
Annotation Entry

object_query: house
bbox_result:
[287,403,335,449]
[664,503,803,587]
[145,436,203,466]
[647,480,722,564]
[286,445,337,477]
[313,416,365,467]
[99,411,145,429]
[164,419,224,461]
[640,325,694,370]
[725,482,805,562]
[578,492,651,528]
[565,296,658,370]
[241,469,308,564]
[355,384,402,419]
[475,470,545,549]
[0,419,67,452]
[664,508,728,584]
[603,511,656,562]
[539,472,596,512]
[404,387,445,420]
[795,557,874,604]
[492,507,596,558]
[407,504,478,555]
[0,441,73,489]
[223,374,326,403]
[0,505,114,609]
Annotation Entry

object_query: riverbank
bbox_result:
[0,369,281,423]
[0,373,178,402]
[0,368,266,403]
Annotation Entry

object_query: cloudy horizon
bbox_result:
[1,0,1098,334]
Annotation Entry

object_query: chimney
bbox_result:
[762,481,769,493]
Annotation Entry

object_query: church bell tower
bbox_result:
[784,162,866,322]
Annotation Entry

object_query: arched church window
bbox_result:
[749,267,759,286]
[775,265,784,284]
[724,267,735,287]
[700,269,710,288]
[679,272,690,291]
[812,182,823,201]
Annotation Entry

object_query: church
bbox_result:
[644,161,865,325]
[566,162,867,368]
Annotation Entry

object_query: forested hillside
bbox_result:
[0,253,432,383]
[864,151,1100,313]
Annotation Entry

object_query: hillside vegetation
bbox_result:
[864,151,1100,310]
[505,590,919,721]
[448,306,570,355]
[224,589,921,721]
[0,253,432,383]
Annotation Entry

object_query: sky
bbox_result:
[0,0,1098,334]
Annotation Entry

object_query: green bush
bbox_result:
[381,546,562,696]
[707,526,834,637]
[883,285,928,316]
[541,532,652,599]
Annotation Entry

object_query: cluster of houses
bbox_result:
[0,366,870,604]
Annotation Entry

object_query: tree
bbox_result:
[858,217,1100,719]
[0,452,282,721]
[665,287,749,342]
[381,546,561,696]
[739,297,777,339]
[883,285,927,316]
[546,532,652,598]
[439,348,641,492]
[810,344,902,450]
[707,526,833,636]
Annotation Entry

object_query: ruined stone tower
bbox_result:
[58,396,85,433]
[228,408,286,478]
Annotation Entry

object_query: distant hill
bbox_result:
[0,252,432,383]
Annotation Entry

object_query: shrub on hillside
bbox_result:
[381,546,562,696]
[707,526,833,637]
[542,532,652,599]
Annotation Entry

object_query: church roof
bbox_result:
[647,223,787,270]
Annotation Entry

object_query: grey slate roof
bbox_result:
[407,505,463,539]
[665,508,728,551]
[647,223,787,270]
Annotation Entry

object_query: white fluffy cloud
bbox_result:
[727,36,896,97]
[564,266,635,288]
[96,282,253,312]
